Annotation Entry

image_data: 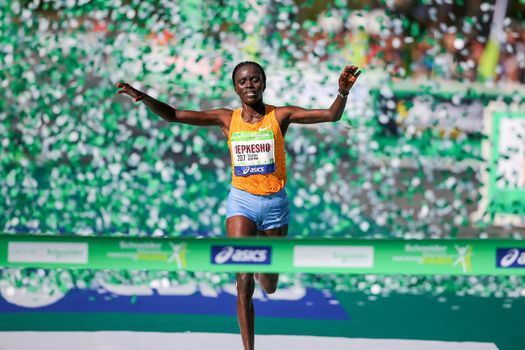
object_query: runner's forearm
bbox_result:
[142,94,177,122]
[328,93,349,122]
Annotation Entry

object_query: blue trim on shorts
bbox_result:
[226,186,290,231]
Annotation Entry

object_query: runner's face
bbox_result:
[234,65,265,104]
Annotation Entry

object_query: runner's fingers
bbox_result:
[341,66,351,78]
[117,87,132,95]
[342,65,358,80]
[347,69,361,82]
[116,87,139,99]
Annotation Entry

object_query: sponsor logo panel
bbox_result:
[8,242,88,264]
[211,245,272,265]
[496,248,525,268]
[391,244,473,273]
[293,246,374,268]
[104,240,188,268]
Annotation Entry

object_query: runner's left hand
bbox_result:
[338,65,361,94]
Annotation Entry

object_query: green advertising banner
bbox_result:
[1,234,524,275]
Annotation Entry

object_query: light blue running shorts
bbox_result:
[226,186,290,231]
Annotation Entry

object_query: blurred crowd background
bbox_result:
[2,0,525,239]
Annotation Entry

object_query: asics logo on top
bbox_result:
[497,248,525,268]
[243,167,265,175]
[211,245,272,265]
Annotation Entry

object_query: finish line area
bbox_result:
[2,234,525,275]
[0,332,499,350]
[0,234,524,350]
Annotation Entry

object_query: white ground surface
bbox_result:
[0,332,499,350]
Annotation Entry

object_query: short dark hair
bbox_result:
[232,61,266,87]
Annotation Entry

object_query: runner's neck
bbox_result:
[241,105,266,124]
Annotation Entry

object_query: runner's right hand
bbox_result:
[116,82,144,102]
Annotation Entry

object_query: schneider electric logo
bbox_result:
[211,245,272,265]
[497,248,525,268]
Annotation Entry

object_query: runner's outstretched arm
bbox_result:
[276,65,361,125]
[115,82,231,127]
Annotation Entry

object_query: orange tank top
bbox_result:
[228,105,287,195]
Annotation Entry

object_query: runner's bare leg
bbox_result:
[256,225,288,293]
[227,215,257,350]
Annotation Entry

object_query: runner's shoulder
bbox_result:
[273,105,301,121]
[211,108,234,123]
[212,108,234,116]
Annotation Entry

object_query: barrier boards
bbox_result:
[1,234,524,275]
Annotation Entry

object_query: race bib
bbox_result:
[231,130,276,176]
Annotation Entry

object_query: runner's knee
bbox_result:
[263,283,277,294]
[258,274,278,294]
[236,273,255,298]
